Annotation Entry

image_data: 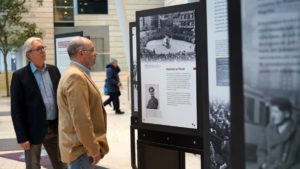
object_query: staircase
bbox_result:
[91,71,131,112]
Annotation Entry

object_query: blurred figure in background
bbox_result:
[103,58,124,114]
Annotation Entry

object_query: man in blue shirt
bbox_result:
[11,37,66,169]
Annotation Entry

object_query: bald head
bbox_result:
[67,37,91,58]
[67,37,97,68]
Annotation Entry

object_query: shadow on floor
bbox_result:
[0,138,22,151]
[0,151,109,169]
[0,151,51,168]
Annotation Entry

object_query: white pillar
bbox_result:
[114,0,130,70]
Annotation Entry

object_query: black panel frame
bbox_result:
[136,2,207,137]
[129,22,139,119]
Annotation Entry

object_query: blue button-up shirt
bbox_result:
[30,62,57,120]
[71,61,91,77]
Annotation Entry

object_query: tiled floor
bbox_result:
[0,95,200,169]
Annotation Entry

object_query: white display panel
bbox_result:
[206,0,231,168]
[131,26,138,112]
[55,33,82,73]
[139,10,197,129]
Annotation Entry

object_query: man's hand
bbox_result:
[91,153,101,165]
[20,141,30,150]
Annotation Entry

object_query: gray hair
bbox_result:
[23,37,43,54]
[110,58,118,64]
[67,37,86,58]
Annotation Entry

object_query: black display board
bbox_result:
[228,0,300,169]
[55,32,83,73]
[136,2,205,137]
[137,141,185,169]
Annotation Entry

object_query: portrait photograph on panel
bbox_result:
[136,2,203,136]
[229,0,300,168]
[145,84,160,110]
[145,84,161,118]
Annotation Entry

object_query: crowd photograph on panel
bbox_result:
[139,11,196,62]
[208,100,231,169]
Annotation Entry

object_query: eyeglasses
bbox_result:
[82,47,95,52]
[29,46,47,53]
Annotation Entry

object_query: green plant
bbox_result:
[0,0,43,96]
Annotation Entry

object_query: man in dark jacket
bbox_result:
[10,37,66,169]
[257,98,300,169]
[103,58,124,114]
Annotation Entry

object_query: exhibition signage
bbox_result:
[136,3,203,135]
[55,32,83,73]
[205,0,231,169]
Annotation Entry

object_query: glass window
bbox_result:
[78,0,108,14]
[54,7,74,22]
[55,0,72,6]
[54,0,74,23]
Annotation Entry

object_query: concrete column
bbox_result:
[114,0,130,71]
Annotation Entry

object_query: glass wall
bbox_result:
[54,0,74,23]
[78,0,108,14]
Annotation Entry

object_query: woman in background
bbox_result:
[103,58,124,114]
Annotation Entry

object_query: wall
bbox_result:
[23,0,55,65]
[165,0,199,6]
[74,0,164,70]
[9,0,169,70]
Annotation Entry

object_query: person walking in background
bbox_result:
[57,37,109,169]
[10,37,66,169]
[103,58,125,114]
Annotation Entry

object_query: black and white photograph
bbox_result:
[139,10,196,62]
[145,84,162,119]
[234,0,300,168]
[145,84,159,110]
[208,100,231,169]
[208,133,230,169]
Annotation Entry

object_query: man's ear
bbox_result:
[26,53,30,61]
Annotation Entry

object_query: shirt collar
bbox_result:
[71,61,91,76]
[30,62,47,73]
